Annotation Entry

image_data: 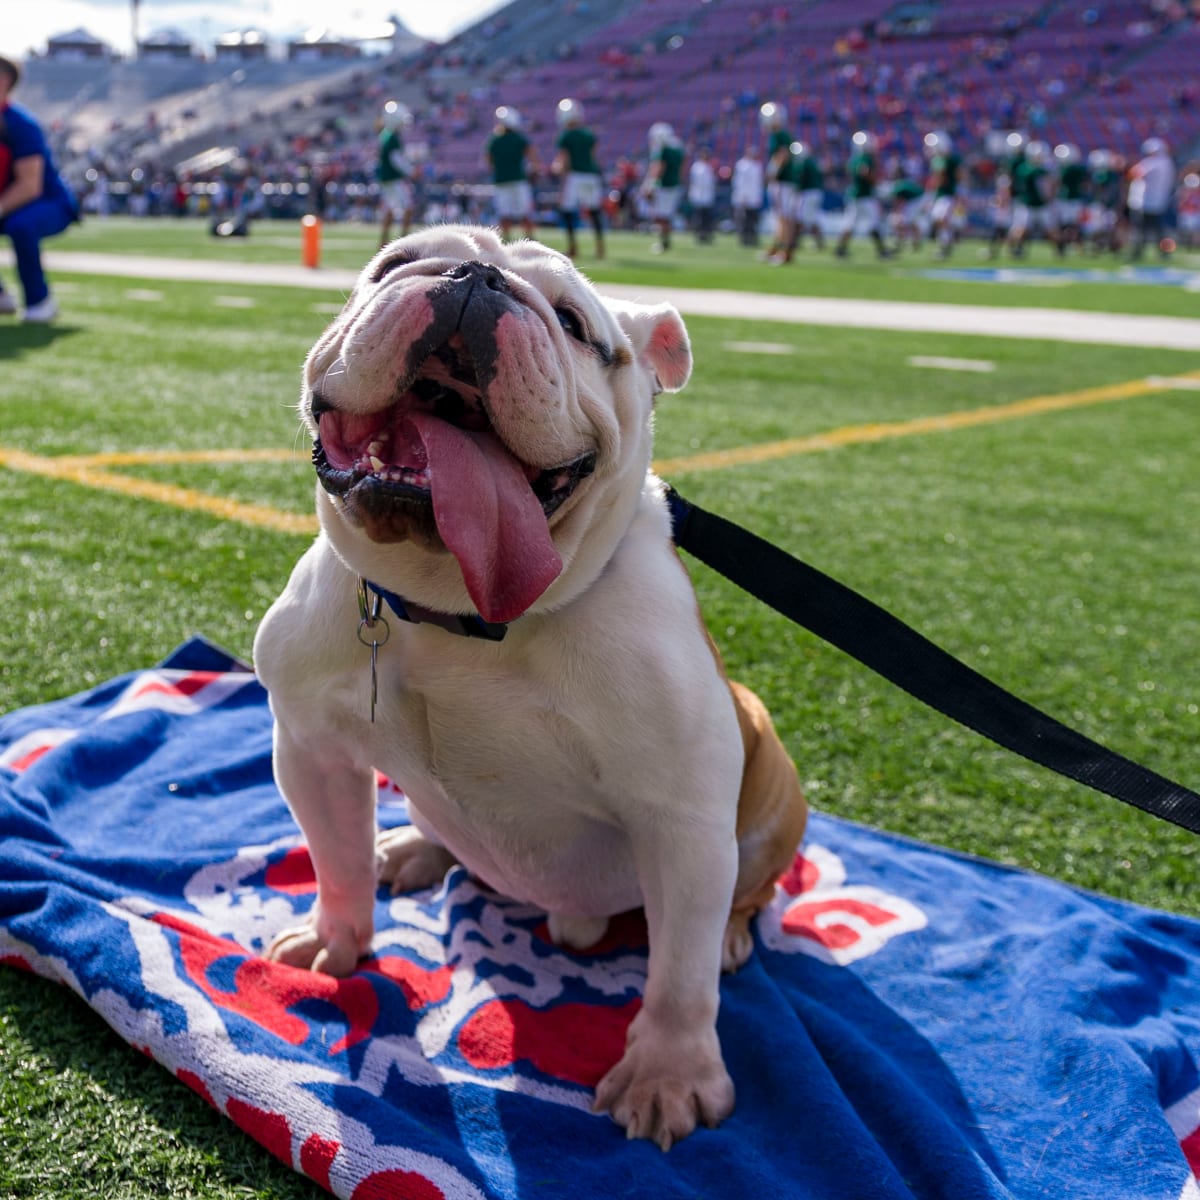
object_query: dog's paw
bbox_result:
[593,1018,735,1150]
[376,826,458,894]
[266,916,367,977]
[546,912,610,951]
[721,909,756,973]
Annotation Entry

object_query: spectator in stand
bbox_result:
[377,100,417,246]
[834,130,893,259]
[552,97,605,259]
[642,122,685,253]
[731,143,765,246]
[1126,136,1176,259]
[486,106,538,241]
[687,145,717,245]
[0,54,79,324]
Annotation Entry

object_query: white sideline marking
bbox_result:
[125,288,164,302]
[213,295,257,309]
[723,340,795,355]
[1145,375,1200,391]
[907,355,996,372]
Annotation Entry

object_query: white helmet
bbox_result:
[556,97,584,127]
[789,140,807,158]
[1005,130,1028,154]
[381,100,412,131]
[923,130,952,156]
[1087,148,1112,170]
[1025,139,1050,166]
[494,105,522,130]
[1141,136,1168,155]
[851,129,878,152]
[984,129,1009,157]
[648,122,675,151]
[1054,142,1081,164]
[758,101,785,131]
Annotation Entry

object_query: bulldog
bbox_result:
[254,225,808,1149]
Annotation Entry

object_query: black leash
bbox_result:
[665,486,1200,836]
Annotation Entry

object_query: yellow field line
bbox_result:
[51,447,301,468]
[1,370,1196,532]
[654,371,1200,476]
[0,446,317,536]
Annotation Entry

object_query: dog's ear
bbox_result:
[609,300,692,393]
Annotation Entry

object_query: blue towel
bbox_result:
[1,638,1197,1200]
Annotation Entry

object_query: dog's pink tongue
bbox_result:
[406,413,562,623]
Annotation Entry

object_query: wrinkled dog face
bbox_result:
[301,226,691,622]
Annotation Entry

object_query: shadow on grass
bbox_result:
[0,323,82,359]
[0,968,326,1199]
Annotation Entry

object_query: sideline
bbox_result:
[3,370,1197,535]
[20,248,1200,351]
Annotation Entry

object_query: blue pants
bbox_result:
[1,195,76,307]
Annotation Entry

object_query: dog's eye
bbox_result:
[371,254,418,284]
[555,305,586,342]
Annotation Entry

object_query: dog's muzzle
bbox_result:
[309,261,597,622]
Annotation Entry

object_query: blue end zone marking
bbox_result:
[917,266,1200,288]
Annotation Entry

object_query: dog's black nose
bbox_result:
[444,260,509,293]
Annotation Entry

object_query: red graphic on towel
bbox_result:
[153,913,379,1054]
[353,1171,446,1200]
[458,997,641,1087]
[129,671,225,700]
[781,896,908,949]
[263,846,319,894]
[762,845,928,964]
[300,1133,340,1190]
[227,1097,294,1165]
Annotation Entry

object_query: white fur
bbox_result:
[255,227,744,1148]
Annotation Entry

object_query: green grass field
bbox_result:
[1,218,1198,1198]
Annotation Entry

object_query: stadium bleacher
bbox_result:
[21,0,1200,214]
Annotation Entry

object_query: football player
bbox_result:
[487,106,538,242]
[834,131,892,259]
[924,130,962,259]
[552,98,605,259]
[642,122,684,252]
[377,100,416,247]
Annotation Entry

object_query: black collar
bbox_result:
[364,580,509,641]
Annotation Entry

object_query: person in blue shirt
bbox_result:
[0,55,79,323]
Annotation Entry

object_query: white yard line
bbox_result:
[14,249,1200,351]
[907,355,996,372]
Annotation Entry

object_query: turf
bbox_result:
[1,220,1198,1197]
[49,214,1200,316]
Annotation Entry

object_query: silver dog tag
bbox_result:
[356,580,390,723]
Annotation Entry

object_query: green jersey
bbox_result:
[488,129,529,185]
[656,143,684,189]
[1058,162,1087,201]
[767,129,794,182]
[556,126,600,175]
[847,152,877,199]
[377,129,408,183]
[891,178,924,202]
[1013,160,1047,207]
[795,152,823,190]
[931,151,961,198]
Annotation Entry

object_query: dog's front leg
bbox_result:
[593,817,738,1150]
[265,721,378,976]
